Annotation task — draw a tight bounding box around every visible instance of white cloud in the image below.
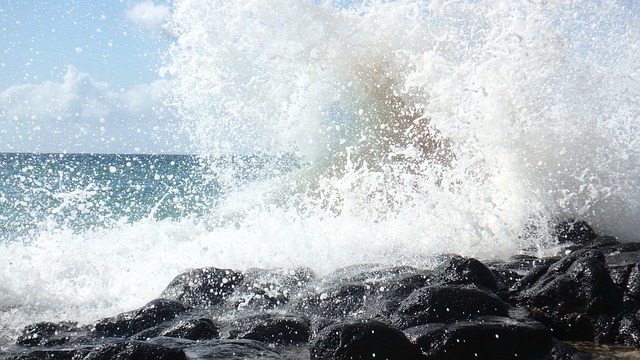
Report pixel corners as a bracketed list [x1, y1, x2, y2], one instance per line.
[125, 1, 171, 35]
[0, 66, 191, 154]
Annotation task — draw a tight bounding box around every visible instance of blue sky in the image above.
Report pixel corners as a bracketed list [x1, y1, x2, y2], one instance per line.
[0, 0, 186, 154]
[0, 0, 366, 154]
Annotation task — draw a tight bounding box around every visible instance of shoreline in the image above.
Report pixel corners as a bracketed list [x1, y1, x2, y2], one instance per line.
[3, 220, 640, 359]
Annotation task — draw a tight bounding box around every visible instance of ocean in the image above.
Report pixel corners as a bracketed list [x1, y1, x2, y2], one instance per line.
[2, 0, 640, 348]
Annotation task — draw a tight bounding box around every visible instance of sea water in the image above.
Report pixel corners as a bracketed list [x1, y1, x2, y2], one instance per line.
[2, 0, 640, 346]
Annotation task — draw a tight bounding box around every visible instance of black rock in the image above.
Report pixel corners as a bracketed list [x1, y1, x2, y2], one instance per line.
[434, 256, 498, 290]
[547, 249, 606, 275]
[84, 340, 186, 360]
[616, 311, 640, 346]
[295, 283, 368, 318]
[518, 251, 622, 341]
[93, 298, 189, 337]
[16, 322, 78, 347]
[556, 219, 598, 245]
[404, 316, 553, 360]
[625, 264, 640, 299]
[4, 347, 90, 360]
[310, 266, 434, 321]
[228, 267, 314, 310]
[589, 236, 620, 248]
[490, 267, 524, 294]
[160, 318, 220, 341]
[500, 255, 562, 294]
[606, 250, 640, 268]
[513, 264, 551, 293]
[229, 314, 311, 345]
[547, 339, 594, 360]
[392, 285, 509, 328]
[600, 242, 640, 257]
[132, 316, 219, 342]
[362, 271, 432, 318]
[326, 264, 419, 284]
[310, 320, 425, 360]
[160, 267, 244, 308]
[591, 314, 620, 344]
[179, 339, 287, 359]
[607, 264, 632, 290]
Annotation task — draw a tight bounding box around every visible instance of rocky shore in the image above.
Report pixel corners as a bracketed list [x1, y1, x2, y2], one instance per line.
[4, 220, 640, 359]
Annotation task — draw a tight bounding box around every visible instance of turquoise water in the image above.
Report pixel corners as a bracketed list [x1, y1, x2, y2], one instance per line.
[0, 153, 211, 241]
[0, 153, 299, 242]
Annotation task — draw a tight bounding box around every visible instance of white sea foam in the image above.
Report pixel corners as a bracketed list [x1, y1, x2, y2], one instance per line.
[165, 0, 640, 241]
[2, 0, 640, 345]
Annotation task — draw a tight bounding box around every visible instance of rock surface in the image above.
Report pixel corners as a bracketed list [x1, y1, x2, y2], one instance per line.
[4, 220, 640, 359]
[404, 316, 552, 359]
[310, 320, 425, 359]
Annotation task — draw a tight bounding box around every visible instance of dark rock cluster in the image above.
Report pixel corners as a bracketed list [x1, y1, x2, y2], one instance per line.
[3, 219, 640, 359]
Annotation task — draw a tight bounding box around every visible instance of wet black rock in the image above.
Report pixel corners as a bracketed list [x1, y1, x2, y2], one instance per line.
[616, 311, 640, 347]
[163, 318, 219, 341]
[132, 317, 222, 341]
[84, 340, 186, 360]
[312, 264, 431, 319]
[5, 347, 91, 360]
[404, 316, 553, 360]
[362, 271, 432, 318]
[310, 320, 425, 360]
[228, 314, 311, 345]
[392, 285, 510, 328]
[93, 298, 189, 337]
[161, 267, 244, 308]
[433, 255, 498, 290]
[513, 265, 553, 293]
[518, 250, 622, 340]
[295, 282, 368, 318]
[16, 321, 79, 347]
[228, 267, 314, 310]
[547, 339, 594, 360]
[486, 256, 560, 300]
[178, 338, 287, 359]
[556, 219, 598, 245]
[600, 242, 640, 257]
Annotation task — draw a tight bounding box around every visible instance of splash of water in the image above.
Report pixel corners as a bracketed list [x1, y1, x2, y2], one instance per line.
[165, 0, 640, 245]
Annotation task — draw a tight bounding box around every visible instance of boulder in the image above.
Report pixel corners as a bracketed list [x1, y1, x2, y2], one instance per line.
[132, 317, 220, 341]
[16, 321, 78, 347]
[518, 251, 622, 341]
[310, 320, 425, 360]
[93, 299, 188, 337]
[181, 339, 286, 359]
[547, 339, 594, 360]
[295, 283, 368, 318]
[6, 348, 90, 360]
[229, 314, 311, 345]
[228, 267, 313, 310]
[161, 267, 244, 308]
[392, 285, 509, 328]
[84, 340, 186, 360]
[555, 219, 598, 245]
[364, 271, 432, 318]
[404, 316, 553, 360]
[433, 256, 498, 290]
[616, 311, 640, 347]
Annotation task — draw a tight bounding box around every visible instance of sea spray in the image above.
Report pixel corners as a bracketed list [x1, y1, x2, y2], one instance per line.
[165, 0, 640, 244]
